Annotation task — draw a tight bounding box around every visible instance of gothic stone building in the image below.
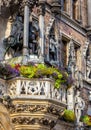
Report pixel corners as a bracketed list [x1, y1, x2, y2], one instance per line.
[0, 0, 91, 130]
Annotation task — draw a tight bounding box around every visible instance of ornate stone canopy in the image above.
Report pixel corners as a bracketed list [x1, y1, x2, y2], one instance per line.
[0, 0, 20, 17]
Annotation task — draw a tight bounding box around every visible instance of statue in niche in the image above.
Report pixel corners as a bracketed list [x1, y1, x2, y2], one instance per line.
[49, 34, 57, 61]
[74, 68, 83, 89]
[68, 40, 76, 74]
[3, 15, 23, 57]
[74, 91, 85, 124]
[28, 21, 39, 55]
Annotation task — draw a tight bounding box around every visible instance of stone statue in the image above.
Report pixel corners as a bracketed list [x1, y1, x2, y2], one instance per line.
[49, 35, 57, 61]
[74, 68, 83, 89]
[68, 39, 76, 75]
[3, 15, 23, 56]
[29, 21, 39, 55]
[74, 91, 85, 124]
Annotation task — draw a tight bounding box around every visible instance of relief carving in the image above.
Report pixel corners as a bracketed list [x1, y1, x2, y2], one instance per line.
[12, 116, 56, 128]
[8, 81, 17, 96]
[0, 82, 6, 96]
[8, 103, 65, 118]
[9, 104, 48, 114]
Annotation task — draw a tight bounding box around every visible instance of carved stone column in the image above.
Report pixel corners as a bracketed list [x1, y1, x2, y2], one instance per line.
[22, 0, 31, 56]
[38, 0, 46, 62]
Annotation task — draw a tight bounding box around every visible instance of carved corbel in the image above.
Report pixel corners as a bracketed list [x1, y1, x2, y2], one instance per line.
[0, 95, 14, 110]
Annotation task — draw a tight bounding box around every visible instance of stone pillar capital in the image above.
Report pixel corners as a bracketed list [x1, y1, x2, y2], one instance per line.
[38, 0, 46, 16]
[22, 0, 33, 8]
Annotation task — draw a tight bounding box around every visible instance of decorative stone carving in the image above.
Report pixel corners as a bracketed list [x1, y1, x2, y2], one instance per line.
[51, 0, 61, 15]
[82, 41, 91, 79]
[74, 91, 85, 124]
[29, 20, 40, 55]
[20, 0, 38, 14]
[47, 105, 64, 116]
[46, 17, 55, 36]
[22, 0, 38, 8]
[49, 34, 58, 61]
[12, 116, 56, 128]
[38, 0, 46, 16]
[9, 104, 47, 113]
[74, 69, 83, 89]
[45, 17, 60, 64]
[0, 0, 19, 8]
[0, 82, 6, 96]
[12, 117, 36, 125]
[8, 103, 65, 116]
[8, 81, 17, 96]
[7, 78, 67, 103]
[3, 15, 23, 57]
[20, 80, 47, 95]
[1, 95, 14, 109]
[86, 56, 91, 79]
[68, 39, 76, 74]
[83, 41, 89, 57]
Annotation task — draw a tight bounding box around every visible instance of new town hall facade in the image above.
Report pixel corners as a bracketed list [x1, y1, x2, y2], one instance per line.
[0, 0, 91, 130]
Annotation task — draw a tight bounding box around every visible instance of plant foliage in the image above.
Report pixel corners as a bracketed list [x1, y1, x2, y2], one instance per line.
[0, 63, 74, 89]
[81, 115, 91, 126]
[62, 109, 76, 122]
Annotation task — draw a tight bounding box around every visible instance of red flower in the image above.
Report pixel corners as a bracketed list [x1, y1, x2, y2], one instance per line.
[15, 64, 21, 71]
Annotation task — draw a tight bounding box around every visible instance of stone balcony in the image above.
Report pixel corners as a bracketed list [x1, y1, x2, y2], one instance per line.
[6, 77, 67, 103]
[0, 77, 68, 130]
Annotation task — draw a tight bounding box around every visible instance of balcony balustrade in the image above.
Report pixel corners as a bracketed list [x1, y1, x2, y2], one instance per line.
[0, 77, 67, 104]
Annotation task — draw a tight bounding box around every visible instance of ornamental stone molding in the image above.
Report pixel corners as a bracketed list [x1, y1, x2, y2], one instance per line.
[8, 103, 64, 116]
[38, 0, 46, 16]
[0, 79, 6, 96]
[12, 117, 56, 128]
[46, 17, 55, 36]
[0, 96, 66, 129]
[20, 0, 39, 12]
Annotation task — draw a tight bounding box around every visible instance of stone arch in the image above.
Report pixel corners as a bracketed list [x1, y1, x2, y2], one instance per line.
[0, 103, 14, 130]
